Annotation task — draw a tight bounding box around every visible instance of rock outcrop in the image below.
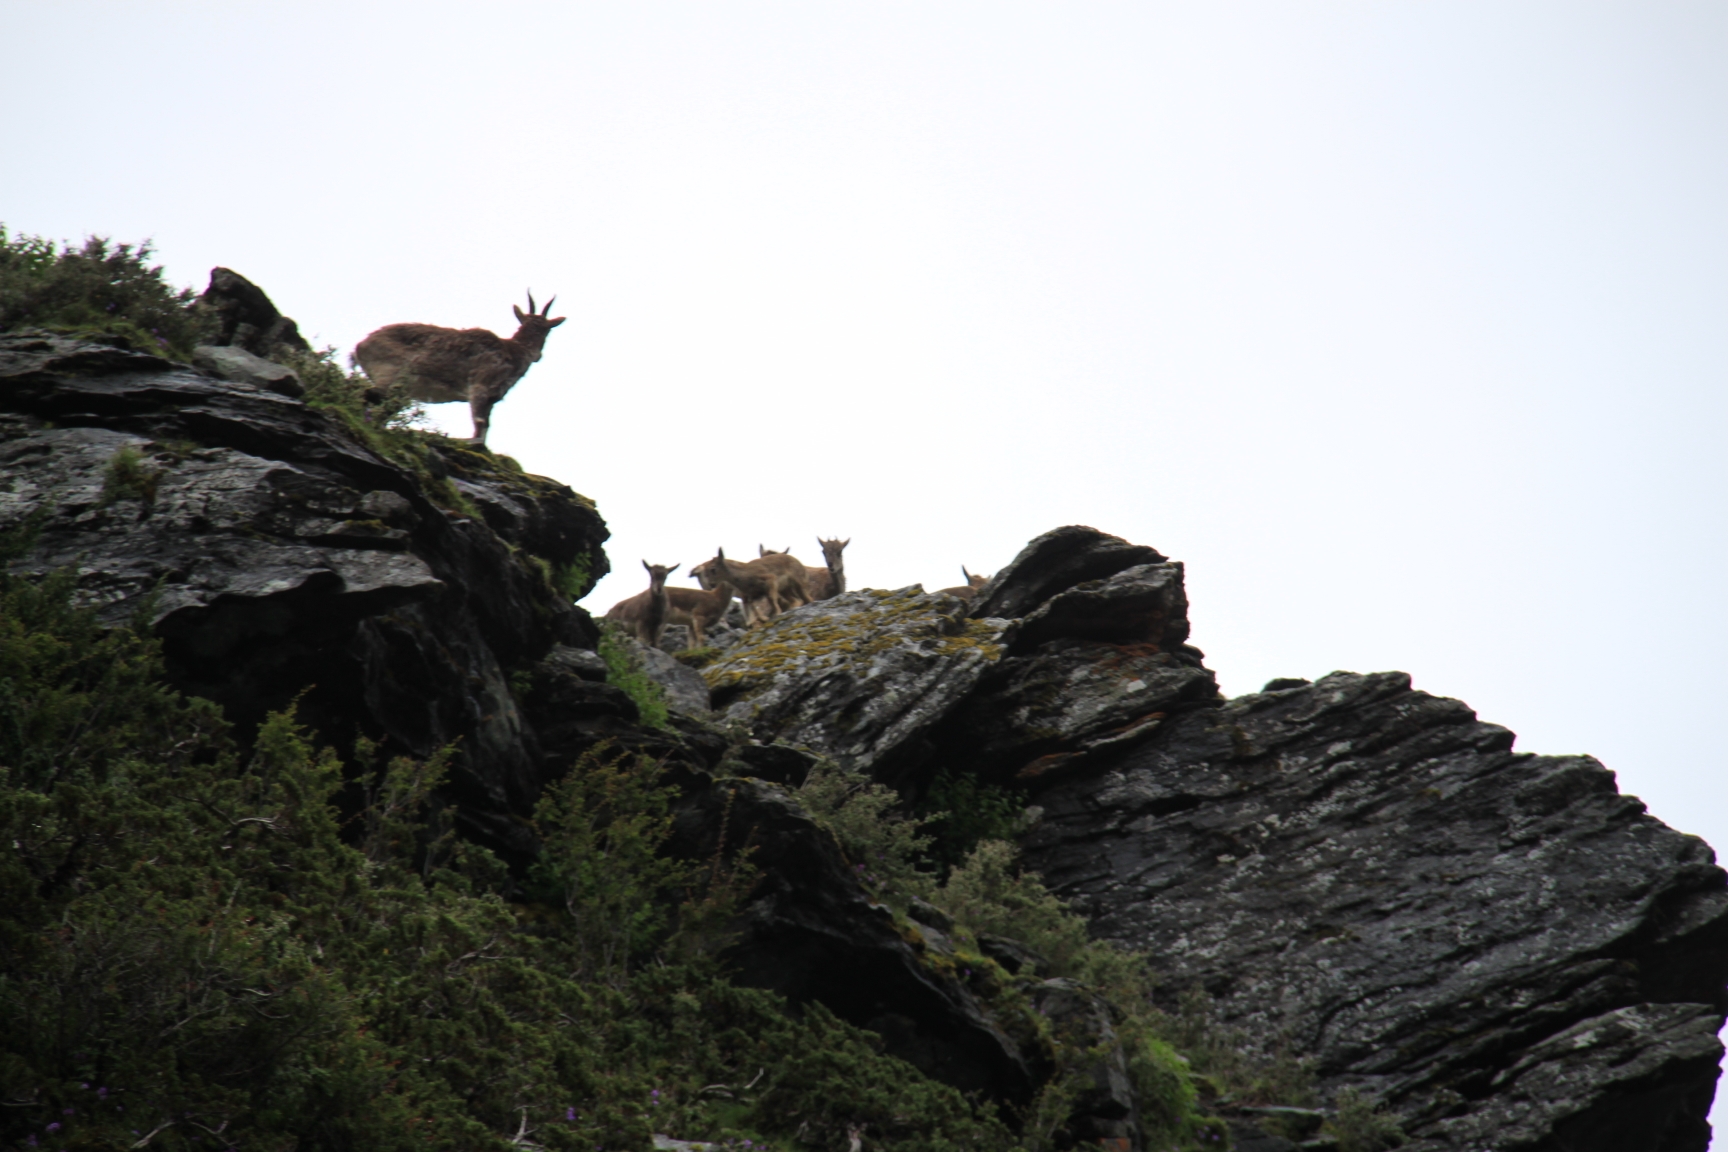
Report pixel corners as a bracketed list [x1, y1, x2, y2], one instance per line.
[703, 524, 1727, 1149]
[0, 331, 607, 861]
[193, 266, 310, 358]
[1020, 670, 1728, 1149]
[6, 331, 1721, 1148]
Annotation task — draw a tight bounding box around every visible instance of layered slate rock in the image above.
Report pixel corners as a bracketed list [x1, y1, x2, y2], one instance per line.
[968, 524, 1166, 622]
[668, 771, 1044, 1103]
[702, 587, 1014, 785]
[1020, 670, 1728, 1149]
[0, 331, 609, 860]
[930, 536, 1219, 787]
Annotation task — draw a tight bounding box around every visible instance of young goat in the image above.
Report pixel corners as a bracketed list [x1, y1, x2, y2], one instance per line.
[605, 561, 678, 647]
[664, 581, 734, 648]
[937, 566, 990, 602]
[353, 291, 566, 446]
[695, 549, 809, 627]
[759, 540, 849, 601]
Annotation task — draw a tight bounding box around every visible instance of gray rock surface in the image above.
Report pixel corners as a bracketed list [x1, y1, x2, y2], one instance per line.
[1019, 670, 1728, 1148]
[702, 587, 1015, 784]
[969, 524, 1165, 621]
[614, 632, 712, 715]
[193, 266, 310, 357]
[666, 771, 1043, 1103]
[192, 343, 305, 396]
[0, 331, 609, 862]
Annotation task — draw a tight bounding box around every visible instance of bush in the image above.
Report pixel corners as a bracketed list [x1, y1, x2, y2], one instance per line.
[0, 226, 206, 358]
[598, 619, 670, 729]
[916, 766, 1030, 873]
[1, 564, 1032, 1151]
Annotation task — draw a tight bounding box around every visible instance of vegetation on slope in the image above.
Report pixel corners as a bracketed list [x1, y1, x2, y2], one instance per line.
[0, 227, 206, 359]
[0, 524, 1019, 1152]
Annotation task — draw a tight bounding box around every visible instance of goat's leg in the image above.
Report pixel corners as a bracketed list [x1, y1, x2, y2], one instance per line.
[468, 388, 493, 446]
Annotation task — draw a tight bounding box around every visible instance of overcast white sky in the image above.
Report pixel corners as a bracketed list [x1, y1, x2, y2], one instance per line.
[4, 0, 1724, 1119]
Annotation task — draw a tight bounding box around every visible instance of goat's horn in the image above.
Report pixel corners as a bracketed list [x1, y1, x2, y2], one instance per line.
[526, 290, 537, 314]
[541, 295, 557, 316]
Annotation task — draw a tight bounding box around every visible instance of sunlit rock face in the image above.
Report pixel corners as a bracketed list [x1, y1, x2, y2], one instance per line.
[1020, 672, 1728, 1150]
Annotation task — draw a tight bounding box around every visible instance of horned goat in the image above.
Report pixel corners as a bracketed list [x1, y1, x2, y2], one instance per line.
[353, 291, 565, 447]
[759, 539, 849, 601]
[937, 566, 990, 602]
[605, 560, 678, 647]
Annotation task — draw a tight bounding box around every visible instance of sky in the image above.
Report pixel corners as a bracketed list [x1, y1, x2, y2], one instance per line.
[4, 0, 1725, 1122]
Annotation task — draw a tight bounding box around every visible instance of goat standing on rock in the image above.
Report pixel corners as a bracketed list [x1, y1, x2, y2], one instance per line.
[605, 561, 679, 647]
[354, 292, 565, 447]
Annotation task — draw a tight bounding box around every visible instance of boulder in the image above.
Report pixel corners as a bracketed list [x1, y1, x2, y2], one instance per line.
[192, 343, 304, 397]
[613, 632, 713, 716]
[1019, 669, 1728, 1147]
[969, 524, 1165, 621]
[194, 266, 310, 357]
[701, 588, 1015, 785]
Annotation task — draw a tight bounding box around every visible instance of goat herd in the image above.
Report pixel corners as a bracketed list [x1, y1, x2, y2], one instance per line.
[604, 539, 991, 650]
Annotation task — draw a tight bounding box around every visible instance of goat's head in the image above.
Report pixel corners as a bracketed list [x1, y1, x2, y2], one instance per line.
[642, 560, 679, 589]
[818, 537, 850, 568]
[510, 290, 566, 356]
[962, 566, 990, 589]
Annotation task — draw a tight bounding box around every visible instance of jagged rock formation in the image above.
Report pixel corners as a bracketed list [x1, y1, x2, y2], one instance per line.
[0, 331, 607, 860]
[706, 525, 1727, 1149]
[5, 332, 1722, 1148]
[1022, 671, 1728, 1149]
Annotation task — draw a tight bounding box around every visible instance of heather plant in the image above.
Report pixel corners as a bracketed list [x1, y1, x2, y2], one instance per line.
[0, 226, 206, 357]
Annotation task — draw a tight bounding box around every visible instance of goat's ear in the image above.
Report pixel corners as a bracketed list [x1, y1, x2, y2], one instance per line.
[642, 559, 652, 573]
[513, 304, 527, 322]
[842, 538, 851, 548]
[548, 317, 566, 327]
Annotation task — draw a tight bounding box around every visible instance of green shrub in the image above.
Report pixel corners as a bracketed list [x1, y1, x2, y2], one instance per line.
[99, 444, 163, 506]
[0, 561, 1038, 1152]
[916, 766, 1030, 873]
[0, 225, 206, 358]
[598, 619, 670, 729]
[1327, 1087, 1406, 1152]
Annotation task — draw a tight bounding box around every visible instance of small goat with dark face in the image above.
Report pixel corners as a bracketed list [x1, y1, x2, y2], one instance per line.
[354, 292, 566, 446]
[605, 561, 679, 647]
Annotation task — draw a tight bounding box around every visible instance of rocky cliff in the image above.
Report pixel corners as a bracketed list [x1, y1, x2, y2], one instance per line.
[3, 333, 1723, 1151]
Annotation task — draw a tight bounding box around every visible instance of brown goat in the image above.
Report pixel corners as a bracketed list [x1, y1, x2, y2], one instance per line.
[353, 291, 566, 446]
[761, 539, 849, 601]
[695, 549, 809, 627]
[604, 560, 678, 647]
[664, 583, 734, 647]
[936, 565, 990, 602]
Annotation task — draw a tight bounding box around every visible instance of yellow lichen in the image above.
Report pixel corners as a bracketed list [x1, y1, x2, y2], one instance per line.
[701, 589, 1010, 702]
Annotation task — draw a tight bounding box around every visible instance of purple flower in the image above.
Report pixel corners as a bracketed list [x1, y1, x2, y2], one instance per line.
[46, 1123, 61, 1133]
[27, 1136, 38, 1147]
[63, 1109, 73, 1116]
[566, 1108, 576, 1121]
[97, 1088, 108, 1099]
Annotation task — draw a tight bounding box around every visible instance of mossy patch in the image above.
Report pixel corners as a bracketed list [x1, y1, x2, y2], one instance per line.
[702, 589, 1009, 703]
